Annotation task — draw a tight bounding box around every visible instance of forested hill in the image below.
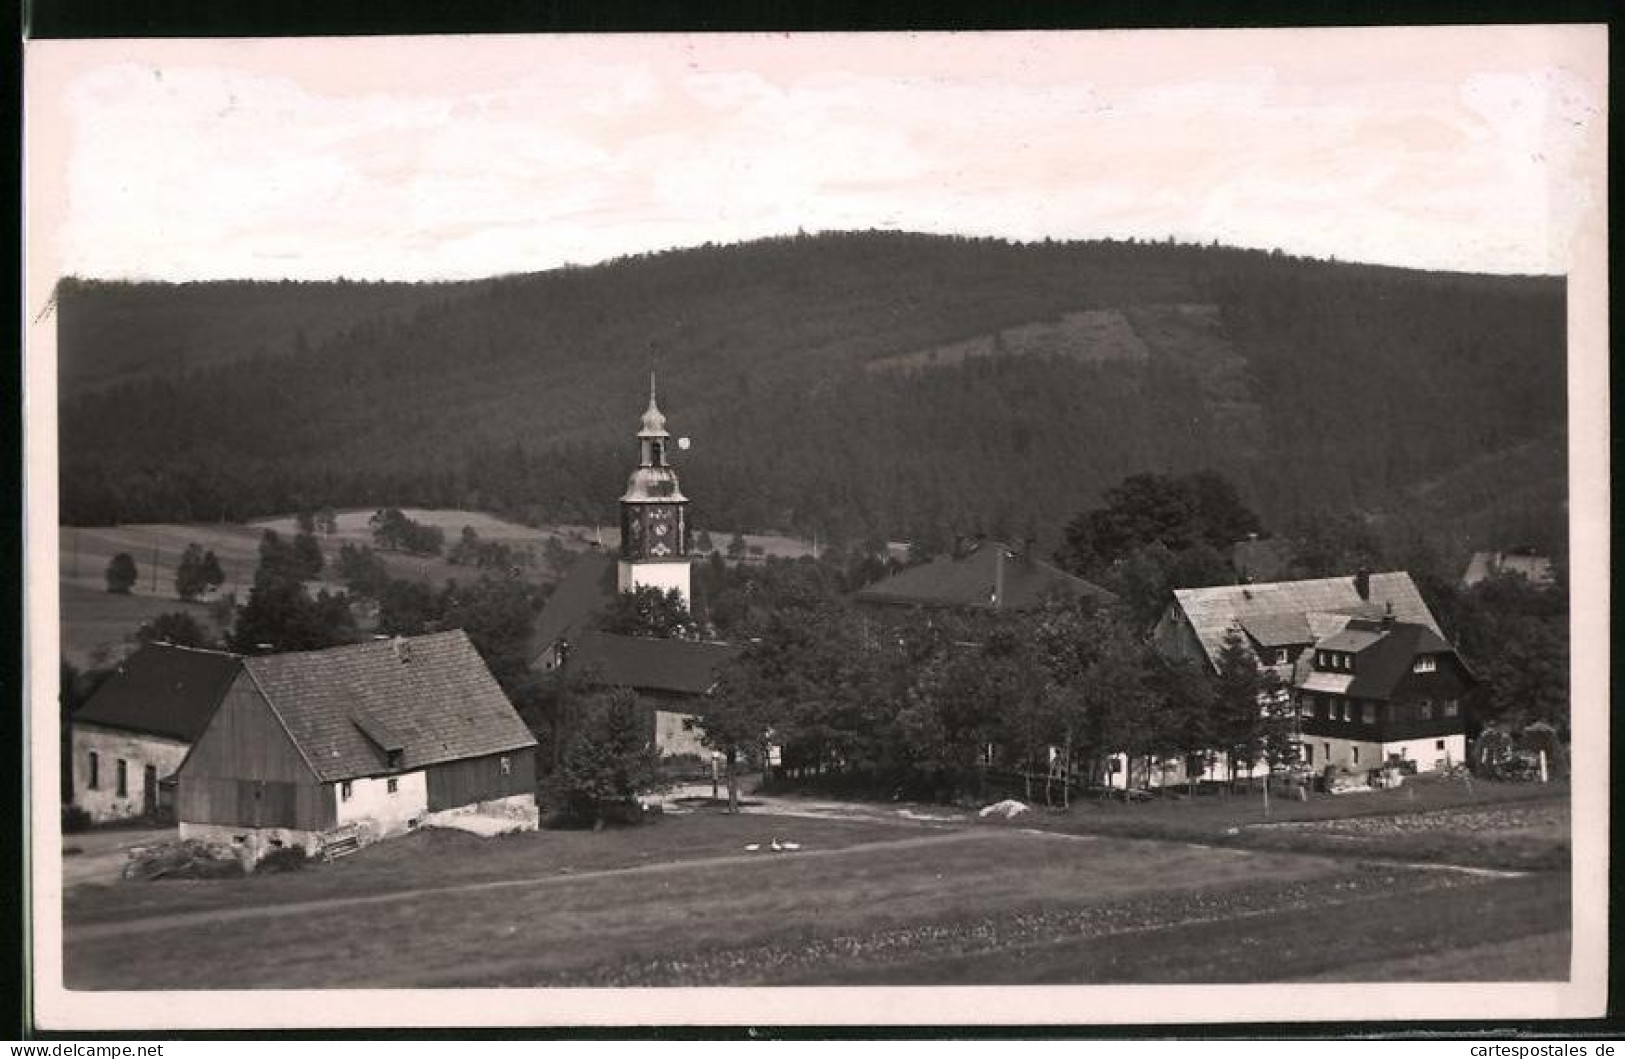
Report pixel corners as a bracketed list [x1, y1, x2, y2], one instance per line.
[57, 232, 1567, 556]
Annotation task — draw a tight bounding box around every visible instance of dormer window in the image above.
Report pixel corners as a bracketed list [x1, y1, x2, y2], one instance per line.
[1413, 655, 1437, 673]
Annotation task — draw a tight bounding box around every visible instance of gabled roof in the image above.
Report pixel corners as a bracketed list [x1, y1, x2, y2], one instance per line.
[73, 643, 242, 743]
[1171, 571, 1443, 669]
[244, 630, 535, 783]
[1338, 621, 1460, 700]
[529, 547, 617, 662]
[854, 542, 1116, 611]
[1238, 611, 1313, 648]
[569, 631, 740, 696]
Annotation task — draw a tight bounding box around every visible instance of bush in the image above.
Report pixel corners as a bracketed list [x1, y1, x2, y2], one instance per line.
[62, 804, 92, 834]
[254, 846, 310, 874]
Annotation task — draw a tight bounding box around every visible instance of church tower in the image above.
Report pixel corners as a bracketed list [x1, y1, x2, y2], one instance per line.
[617, 374, 691, 607]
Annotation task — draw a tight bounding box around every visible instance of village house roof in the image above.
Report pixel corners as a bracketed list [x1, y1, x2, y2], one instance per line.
[73, 642, 242, 743]
[528, 547, 617, 663]
[568, 631, 740, 696]
[854, 542, 1116, 612]
[244, 630, 535, 783]
[1462, 550, 1554, 588]
[1306, 620, 1459, 701]
[1171, 571, 1442, 669]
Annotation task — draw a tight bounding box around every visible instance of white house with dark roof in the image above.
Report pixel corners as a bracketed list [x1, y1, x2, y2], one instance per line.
[175, 630, 538, 861]
[1153, 570, 1470, 774]
[70, 642, 242, 822]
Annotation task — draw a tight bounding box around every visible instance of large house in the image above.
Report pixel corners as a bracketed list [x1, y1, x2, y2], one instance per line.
[1154, 569, 1472, 773]
[176, 630, 538, 861]
[70, 642, 241, 822]
[854, 540, 1116, 613]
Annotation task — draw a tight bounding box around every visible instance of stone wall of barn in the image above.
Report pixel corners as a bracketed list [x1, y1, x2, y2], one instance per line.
[70, 723, 187, 822]
[335, 770, 429, 838]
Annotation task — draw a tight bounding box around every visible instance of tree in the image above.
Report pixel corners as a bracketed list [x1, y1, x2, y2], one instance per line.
[695, 529, 715, 553]
[292, 531, 325, 579]
[726, 532, 748, 559]
[377, 578, 440, 637]
[200, 549, 225, 593]
[174, 543, 210, 601]
[542, 536, 573, 578]
[598, 586, 697, 640]
[439, 576, 542, 694]
[689, 662, 770, 812]
[135, 611, 216, 648]
[104, 553, 138, 594]
[335, 542, 390, 599]
[230, 568, 358, 653]
[315, 507, 339, 535]
[546, 688, 667, 828]
[1057, 471, 1263, 574]
[1211, 625, 1288, 784]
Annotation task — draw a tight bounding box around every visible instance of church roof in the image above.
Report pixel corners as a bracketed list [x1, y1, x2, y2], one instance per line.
[854, 542, 1117, 611]
[638, 375, 670, 439]
[528, 547, 618, 663]
[569, 632, 740, 695]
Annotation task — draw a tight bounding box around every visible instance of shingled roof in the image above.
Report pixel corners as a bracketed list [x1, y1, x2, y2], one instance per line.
[529, 547, 617, 663]
[854, 542, 1116, 611]
[1171, 571, 1442, 669]
[568, 631, 740, 696]
[245, 630, 536, 783]
[73, 642, 241, 743]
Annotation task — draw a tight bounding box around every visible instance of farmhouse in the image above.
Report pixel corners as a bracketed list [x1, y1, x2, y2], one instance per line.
[567, 631, 740, 758]
[176, 630, 538, 861]
[70, 642, 241, 823]
[853, 539, 1115, 612]
[1153, 569, 1472, 772]
[1461, 549, 1555, 588]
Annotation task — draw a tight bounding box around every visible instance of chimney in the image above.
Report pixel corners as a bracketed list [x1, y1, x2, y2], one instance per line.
[1354, 567, 1371, 601]
[392, 636, 412, 664]
[1381, 600, 1395, 631]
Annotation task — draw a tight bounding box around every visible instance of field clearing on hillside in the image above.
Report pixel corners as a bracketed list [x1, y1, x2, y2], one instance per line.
[63, 808, 1567, 990]
[58, 582, 226, 667]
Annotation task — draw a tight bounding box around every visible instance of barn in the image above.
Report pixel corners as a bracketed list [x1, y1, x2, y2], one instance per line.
[176, 630, 538, 861]
[70, 642, 241, 823]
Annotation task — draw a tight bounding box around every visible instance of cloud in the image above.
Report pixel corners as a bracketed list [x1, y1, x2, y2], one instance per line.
[35, 29, 1606, 281]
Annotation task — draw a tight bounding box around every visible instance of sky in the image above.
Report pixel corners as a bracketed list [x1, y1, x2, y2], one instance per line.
[25, 26, 1608, 283]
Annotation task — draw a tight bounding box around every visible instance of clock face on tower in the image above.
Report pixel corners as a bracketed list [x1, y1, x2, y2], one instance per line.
[648, 507, 673, 558]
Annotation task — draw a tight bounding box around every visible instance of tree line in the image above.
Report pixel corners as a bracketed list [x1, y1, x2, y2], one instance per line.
[58, 232, 1566, 561]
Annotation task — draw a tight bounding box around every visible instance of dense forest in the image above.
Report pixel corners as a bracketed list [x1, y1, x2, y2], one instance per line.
[57, 232, 1567, 559]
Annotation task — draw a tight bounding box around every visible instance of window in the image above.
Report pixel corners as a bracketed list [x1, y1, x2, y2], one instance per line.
[1444, 700, 1459, 717]
[116, 759, 128, 798]
[499, 755, 512, 776]
[1361, 702, 1376, 724]
[386, 778, 399, 795]
[87, 751, 100, 790]
[1418, 700, 1434, 720]
[340, 781, 353, 802]
[1352, 747, 1360, 765]
[1413, 655, 1437, 673]
[1436, 740, 1446, 751]
[1273, 648, 1290, 666]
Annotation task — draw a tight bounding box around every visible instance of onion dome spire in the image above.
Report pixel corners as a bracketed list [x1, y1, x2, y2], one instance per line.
[638, 371, 669, 439]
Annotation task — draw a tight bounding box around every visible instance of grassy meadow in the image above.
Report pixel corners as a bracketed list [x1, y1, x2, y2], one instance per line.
[63, 789, 1571, 990]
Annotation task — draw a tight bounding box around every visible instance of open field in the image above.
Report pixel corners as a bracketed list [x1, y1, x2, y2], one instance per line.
[58, 509, 825, 666]
[64, 796, 1569, 990]
[992, 776, 1571, 871]
[58, 582, 227, 668]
